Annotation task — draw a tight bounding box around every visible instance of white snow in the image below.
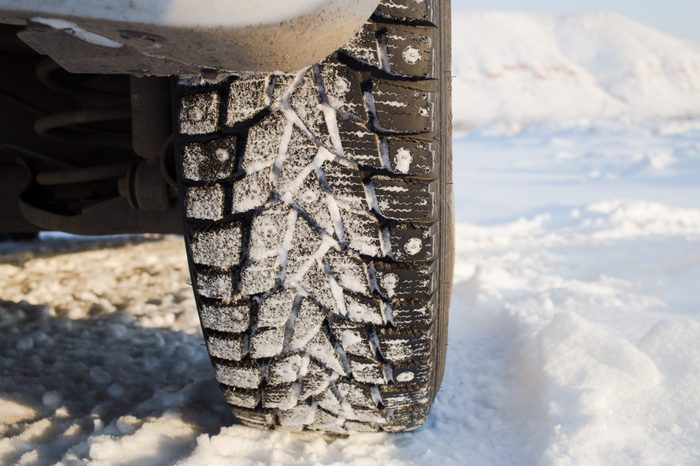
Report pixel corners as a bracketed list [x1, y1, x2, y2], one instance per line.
[1, 10, 700, 466]
[393, 147, 413, 174]
[452, 11, 700, 129]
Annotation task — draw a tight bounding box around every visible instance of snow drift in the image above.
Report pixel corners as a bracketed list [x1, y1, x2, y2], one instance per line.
[452, 11, 700, 129]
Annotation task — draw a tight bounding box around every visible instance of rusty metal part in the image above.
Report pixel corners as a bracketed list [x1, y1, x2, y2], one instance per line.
[0, 0, 379, 75]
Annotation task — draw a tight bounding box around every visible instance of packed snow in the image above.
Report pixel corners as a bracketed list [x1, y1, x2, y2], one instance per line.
[2, 10, 700, 466]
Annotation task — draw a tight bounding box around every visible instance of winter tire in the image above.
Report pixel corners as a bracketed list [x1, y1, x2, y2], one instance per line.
[174, 0, 452, 432]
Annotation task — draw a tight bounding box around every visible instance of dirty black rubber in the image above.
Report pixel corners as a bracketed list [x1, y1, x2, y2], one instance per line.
[174, 0, 452, 433]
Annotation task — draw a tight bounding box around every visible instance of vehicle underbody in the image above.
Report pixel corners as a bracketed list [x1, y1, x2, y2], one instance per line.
[0, 0, 379, 236]
[0, 25, 180, 235]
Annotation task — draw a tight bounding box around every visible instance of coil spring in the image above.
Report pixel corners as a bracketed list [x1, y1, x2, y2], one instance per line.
[33, 58, 132, 149]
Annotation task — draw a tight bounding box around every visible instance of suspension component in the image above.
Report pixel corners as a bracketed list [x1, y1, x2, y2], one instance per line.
[35, 161, 131, 186]
[119, 161, 173, 212]
[130, 76, 172, 161]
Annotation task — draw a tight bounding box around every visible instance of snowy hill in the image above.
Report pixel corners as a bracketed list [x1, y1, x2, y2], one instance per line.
[452, 12, 700, 129]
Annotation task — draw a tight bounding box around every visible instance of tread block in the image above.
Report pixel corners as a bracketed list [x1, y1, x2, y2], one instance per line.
[179, 90, 220, 135]
[330, 320, 374, 359]
[249, 205, 289, 261]
[322, 161, 368, 212]
[289, 70, 327, 144]
[377, 328, 431, 363]
[278, 127, 318, 194]
[289, 298, 325, 350]
[195, 269, 233, 300]
[226, 77, 268, 126]
[277, 403, 317, 427]
[269, 73, 296, 104]
[222, 386, 260, 409]
[200, 302, 250, 333]
[392, 362, 430, 385]
[375, 0, 434, 23]
[242, 112, 287, 172]
[319, 61, 368, 120]
[300, 360, 332, 399]
[231, 166, 274, 213]
[182, 137, 237, 182]
[306, 330, 346, 375]
[293, 170, 334, 235]
[338, 207, 382, 257]
[257, 288, 297, 328]
[384, 25, 433, 78]
[386, 137, 434, 175]
[239, 257, 278, 296]
[207, 334, 247, 361]
[316, 388, 343, 415]
[390, 297, 435, 328]
[374, 263, 435, 300]
[285, 217, 324, 279]
[371, 81, 431, 133]
[309, 409, 345, 431]
[251, 326, 285, 358]
[185, 185, 225, 221]
[345, 293, 385, 325]
[231, 407, 275, 427]
[267, 354, 304, 385]
[326, 250, 372, 296]
[380, 383, 431, 411]
[336, 118, 383, 169]
[344, 420, 379, 432]
[341, 23, 380, 68]
[190, 224, 243, 269]
[336, 381, 376, 409]
[382, 414, 427, 432]
[372, 177, 435, 221]
[299, 260, 338, 311]
[262, 383, 299, 409]
[349, 407, 385, 424]
[389, 223, 436, 261]
[349, 359, 385, 384]
[214, 361, 262, 389]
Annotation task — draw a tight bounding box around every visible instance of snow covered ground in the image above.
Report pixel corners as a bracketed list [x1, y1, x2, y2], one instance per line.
[452, 11, 700, 129]
[2, 10, 700, 466]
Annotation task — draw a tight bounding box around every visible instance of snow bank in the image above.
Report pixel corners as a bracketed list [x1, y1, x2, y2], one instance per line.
[452, 12, 700, 129]
[1, 196, 699, 464]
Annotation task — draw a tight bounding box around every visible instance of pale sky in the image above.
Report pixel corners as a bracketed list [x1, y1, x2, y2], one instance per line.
[452, 0, 700, 44]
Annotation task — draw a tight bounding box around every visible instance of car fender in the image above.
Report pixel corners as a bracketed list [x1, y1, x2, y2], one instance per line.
[0, 0, 380, 74]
